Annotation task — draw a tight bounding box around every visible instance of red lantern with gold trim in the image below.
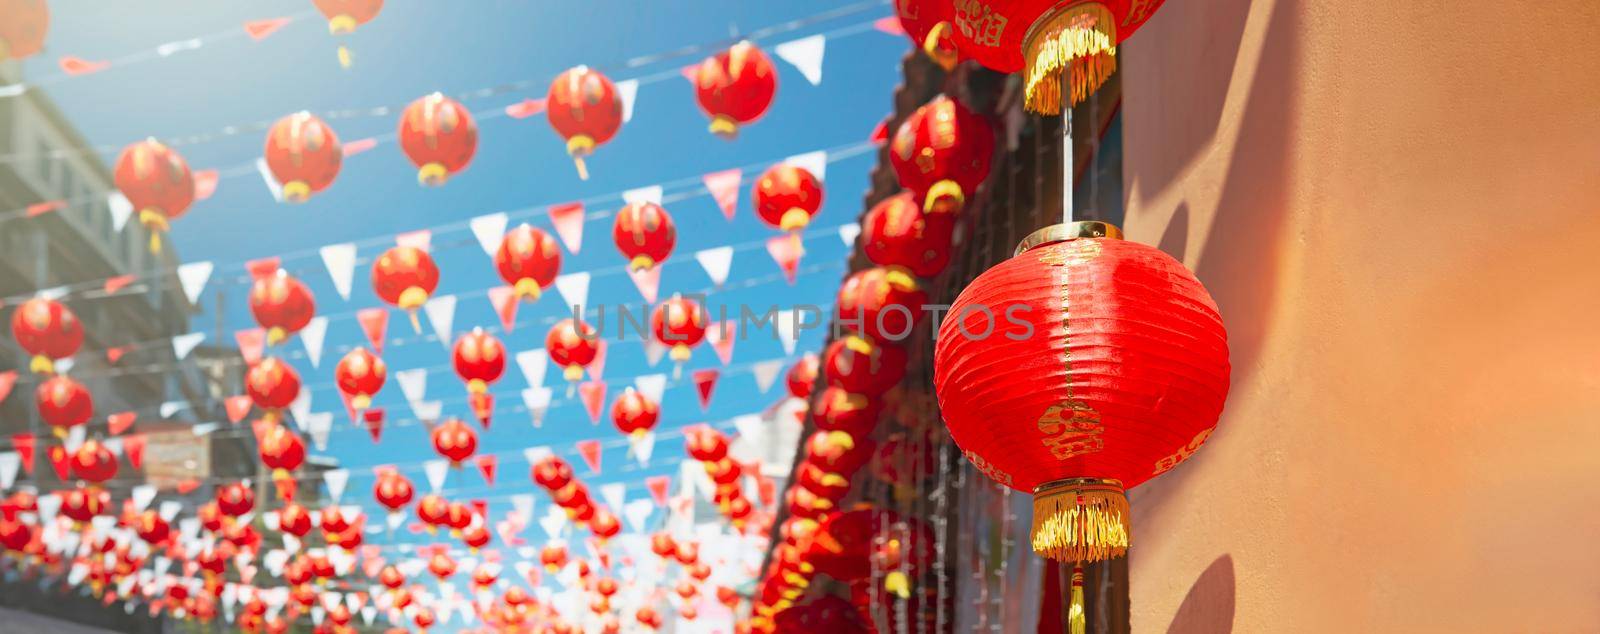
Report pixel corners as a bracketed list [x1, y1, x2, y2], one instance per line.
[249, 270, 316, 345]
[933, 221, 1230, 566]
[531, 455, 573, 491]
[246, 357, 301, 415]
[684, 426, 729, 463]
[753, 164, 824, 232]
[786, 353, 819, 400]
[431, 418, 477, 465]
[373, 472, 414, 513]
[114, 139, 195, 254]
[371, 245, 440, 330]
[216, 482, 254, 518]
[60, 487, 107, 524]
[278, 502, 312, 537]
[694, 41, 778, 139]
[495, 224, 562, 302]
[264, 112, 342, 203]
[836, 267, 928, 344]
[335, 347, 385, 410]
[589, 507, 620, 542]
[610, 387, 659, 439]
[415, 493, 449, 531]
[613, 201, 676, 272]
[11, 298, 83, 374]
[863, 191, 958, 277]
[462, 523, 491, 552]
[889, 96, 994, 214]
[547, 66, 623, 180]
[428, 552, 457, 581]
[0, 0, 48, 60]
[546, 319, 599, 383]
[805, 429, 875, 482]
[453, 328, 505, 427]
[69, 439, 118, 484]
[36, 375, 91, 437]
[259, 425, 305, 499]
[894, 0, 961, 70]
[399, 92, 477, 186]
[822, 334, 908, 397]
[651, 295, 707, 363]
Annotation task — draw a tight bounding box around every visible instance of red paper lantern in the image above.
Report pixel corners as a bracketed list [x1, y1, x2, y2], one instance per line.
[59, 487, 108, 523]
[319, 505, 350, 534]
[651, 295, 707, 363]
[797, 461, 852, 502]
[371, 245, 440, 328]
[278, 502, 312, 537]
[933, 222, 1230, 563]
[35, 375, 91, 435]
[0, 521, 31, 552]
[610, 387, 659, 439]
[431, 418, 477, 465]
[805, 430, 874, 480]
[444, 502, 473, 533]
[335, 347, 386, 410]
[312, 0, 383, 33]
[69, 439, 118, 484]
[950, 0, 1163, 112]
[752, 164, 824, 232]
[836, 267, 928, 344]
[894, 0, 961, 69]
[822, 334, 908, 397]
[114, 139, 196, 254]
[531, 455, 574, 491]
[589, 508, 620, 541]
[546, 319, 599, 382]
[786, 353, 819, 400]
[413, 608, 436, 630]
[496, 224, 562, 302]
[889, 95, 994, 214]
[541, 543, 568, 573]
[246, 357, 301, 414]
[637, 606, 664, 630]
[453, 328, 506, 394]
[693, 40, 778, 138]
[398, 92, 476, 186]
[373, 472, 414, 512]
[547, 66, 623, 180]
[379, 565, 405, 589]
[11, 297, 83, 374]
[428, 552, 457, 580]
[0, 0, 48, 60]
[613, 201, 676, 271]
[133, 510, 170, 545]
[249, 270, 316, 345]
[863, 191, 958, 277]
[259, 423, 306, 479]
[415, 494, 449, 529]
[462, 523, 491, 551]
[216, 482, 254, 518]
[684, 426, 729, 462]
[264, 112, 342, 203]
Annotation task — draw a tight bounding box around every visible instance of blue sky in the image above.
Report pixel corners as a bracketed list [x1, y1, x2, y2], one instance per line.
[20, 0, 908, 612]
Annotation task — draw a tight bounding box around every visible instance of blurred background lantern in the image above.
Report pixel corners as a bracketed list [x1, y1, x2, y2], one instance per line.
[785, 353, 818, 400]
[68, 439, 117, 484]
[431, 418, 477, 465]
[862, 190, 958, 278]
[694, 41, 778, 139]
[398, 92, 477, 186]
[0, 0, 49, 60]
[651, 295, 707, 364]
[36, 375, 91, 438]
[114, 139, 195, 254]
[335, 347, 385, 410]
[11, 297, 83, 374]
[547, 65, 622, 180]
[496, 224, 562, 302]
[893, 0, 960, 70]
[453, 328, 506, 426]
[546, 319, 599, 383]
[248, 269, 316, 345]
[889, 95, 994, 214]
[822, 334, 908, 397]
[246, 357, 301, 418]
[613, 201, 677, 271]
[836, 266, 928, 344]
[753, 164, 823, 232]
[371, 245, 440, 331]
[610, 387, 659, 439]
[263, 112, 342, 203]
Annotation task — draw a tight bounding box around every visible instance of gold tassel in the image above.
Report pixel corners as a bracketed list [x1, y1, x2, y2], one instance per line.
[1069, 564, 1087, 634]
[1022, 3, 1118, 114]
[1030, 477, 1130, 562]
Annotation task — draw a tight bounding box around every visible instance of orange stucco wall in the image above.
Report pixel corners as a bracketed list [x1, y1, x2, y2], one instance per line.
[1117, 0, 1600, 631]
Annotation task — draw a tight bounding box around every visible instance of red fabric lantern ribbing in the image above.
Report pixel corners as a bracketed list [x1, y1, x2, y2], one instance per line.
[312, 0, 383, 33]
[36, 375, 91, 436]
[651, 295, 707, 363]
[823, 334, 908, 397]
[398, 92, 477, 186]
[547, 66, 623, 180]
[610, 387, 659, 439]
[496, 224, 562, 302]
[246, 357, 301, 414]
[933, 222, 1230, 563]
[889, 96, 994, 214]
[894, 0, 961, 70]
[371, 245, 440, 329]
[0, 0, 48, 60]
[546, 319, 599, 382]
[863, 191, 958, 278]
[11, 297, 83, 374]
[753, 164, 824, 232]
[786, 353, 819, 400]
[249, 270, 316, 345]
[836, 267, 928, 344]
[373, 472, 414, 512]
[264, 112, 342, 203]
[613, 201, 676, 272]
[431, 418, 477, 465]
[694, 40, 778, 139]
[950, 0, 1165, 112]
[113, 139, 195, 254]
[335, 347, 386, 410]
[69, 439, 118, 484]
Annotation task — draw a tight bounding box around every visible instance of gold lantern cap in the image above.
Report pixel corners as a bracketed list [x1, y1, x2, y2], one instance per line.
[1015, 221, 1123, 256]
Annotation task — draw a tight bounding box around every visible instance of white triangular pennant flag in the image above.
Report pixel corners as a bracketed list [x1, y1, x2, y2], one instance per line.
[554, 272, 590, 314]
[511, 494, 535, 525]
[631, 431, 655, 466]
[622, 185, 662, 206]
[515, 349, 549, 388]
[616, 79, 640, 123]
[774, 309, 801, 354]
[0, 453, 18, 489]
[290, 390, 313, 429]
[131, 484, 156, 511]
[361, 607, 376, 625]
[539, 506, 567, 539]
[159, 400, 187, 418]
[412, 400, 442, 423]
[191, 422, 219, 436]
[521, 388, 552, 427]
[751, 359, 784, 393]
[171, 332, 206, 360]
[469, 213, 509, 258]
[323, 469, 349, 503]
[176, 261, 213, 305]
[424, 459, 449, 493]
[306, 413, 333, 450]
[256, 158, 285, 202]
[108, 192, 134, 232]
[839, 221, 862, 247]
[319, 243, 357, 300]
[695, 247, 734, 287]
[300, 316, 328, 367]
[644, 340, 667, 367]
[423, 295, 456, 345]
[599, 483, 626, 513]
[785, 149, 828, 182]
[623, 499, 653, 533]
[64, 426, 85, 453]
[775, 34, 826, 85]
[395, 368, 428, 405]
[523, 446, 553, 467]
[158, 501, 182, 522]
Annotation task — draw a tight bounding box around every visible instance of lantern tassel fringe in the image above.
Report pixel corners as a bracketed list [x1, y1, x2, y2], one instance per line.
[1022, 3, 1118, 114]
[1030, 478, 1130, 562]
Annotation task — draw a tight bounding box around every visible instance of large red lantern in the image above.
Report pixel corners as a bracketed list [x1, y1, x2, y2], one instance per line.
[0, 0, 49, 60]
[889, 95, 994, 214]
[609, 387, 658, 439]
[69, 439, 118, 484]
[651, 295, 707, 363]
[496, 224, 562, 302]
[693, 41, 778, 139]
[836, 267, 928, 344]
[933, 222, 1230, 565]
[613, 201, 676, 272]
[589, 508, 620, 542]
[822, 335, 908, 397]
[950, 0, 1163, 112]
[546, 319, 599, 382]
[36, 375, 91, 437]
[249, 270, 316, 345]
[373, 472, 414, 512]
[753, 164, 824, 232]
[312, 0, 382, 33]
[863, 191, 958, 278]
[428, 552, 457, 581]
[371, 245, 440, 330]
[114, 139, 196, 254]
[399, 92, 477, 186]
[246, 357, 302, 415]
[431, 418, 477, 465]
[547, 66, 623, 180]
[264, 112, 342, 203]
[11, 297, 83, 374]
[894, 0, 961, 69]
[335, 347, 386, 409]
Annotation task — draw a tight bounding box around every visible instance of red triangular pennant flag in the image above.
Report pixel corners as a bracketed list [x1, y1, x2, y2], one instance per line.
[243, 17, 291, 41]
[357, 308, 389, 355]
[470, 500, 489, 519]
[702, 169, 742, 221]
[872, 16, 907, 36]
[58, 56, 110, 76]
[469, 392, 494, 429]
[627, 265, 661, 304]
[709, 321, 737, 366]
[103, 275, 136, 295]
[193, 169, 219, 200]
[245, 257, 281, 279]
[871, 116, 892, 145]
[364, 408, 385, 442]
[577, 381, 607, 425]
[47, 446, 71, 481]
[0, 371, 15, 404]
[505, 98, 547, 119]
[107, 411, 137, 435]
[548, 202, 585, 254]
[26, 200, 65, 217]
[680, 64, 700, 83]
[586, 342, 607, 381]
[474, 455, 498, 487]
[692, 369, 719, 411]
[343, 137, 378, 158]
[105, 347, 127, 364]
[645, 476, 671, 507]
[488, 286, 518, 333]
[766, 234, 804, 284]
[235, 328, 266, 366]
[175, 478, 200, 494]
[576, 440, 602, 474]
[224, 396, 253, 423]
[123, 434, 145, 469]
[251, 418, 274, 444]
[10, 434, 34, 474]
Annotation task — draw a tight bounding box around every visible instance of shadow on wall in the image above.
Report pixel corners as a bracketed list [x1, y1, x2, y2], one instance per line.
[1167, 554, 1237, 634]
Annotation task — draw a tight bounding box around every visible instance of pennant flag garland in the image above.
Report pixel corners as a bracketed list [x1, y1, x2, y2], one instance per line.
[627, 266, 661, 304]
[630, 430, 656, 467]
[839, 222, 862, 247]
[106, 346, 128, 364]
[47, 446, 71, 481]
[474, 455, 498, 487]
[871, 117, 892, 145]
[235, 328, 266, 366]
[633, 374, 667, 405]
[785, 150, 829, 182]
[505, 98, 547, 119]
[246, 257, 282, 280]
[356, 308, 389, 354]
[645, 476, 671, 508]
[600, 483, 626, 514]
[130, 485, 157, 512]
[103, 274, 136, 295]
[256, 157, 286, 201]
[305, 413, 333, 450]
[548, 202, 585, 254]
[616, 79, 640, 123]
[323, 469, 350, 504]
[586, 341, 608, 380]
[775, 34, 826, 85]
[177, 261, 213, 305]
[487, 286, 518, 332]
[775, 309, 803, 355]
[364, 408, 384, 442]
[0, 453, 17, 490]
[515, 349, 549, 389]
[872, 16, 907, 36]
[108, 411, 138, 434]
[423, 295, 456, 344]
[766, 234, 804, 284]
[692, 369, 719, 411]
[59, 56, 111, 76]
[522, 387, 552, 427]
[26, 200, 64, 217]
[751, 359, 784, 393]
[243, 17, 292, 41]
[702, 169, 742, 221]
[708, 321, 737, 366]
[320, 243, 357, 300]
[470, 213, 509, 257]
[576, 440, 602, 474]
[553, 271, 589, 315]
[424, 459, 450, 493]
[695, 246, 734, 288]
[644, 340, 667, 367]
[623, 185, 663, 207]
[577, 381, 606, 424]
[13, 434, 35, 474]
[624, 499, 654, 533]
[395, 368, 428, 405]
